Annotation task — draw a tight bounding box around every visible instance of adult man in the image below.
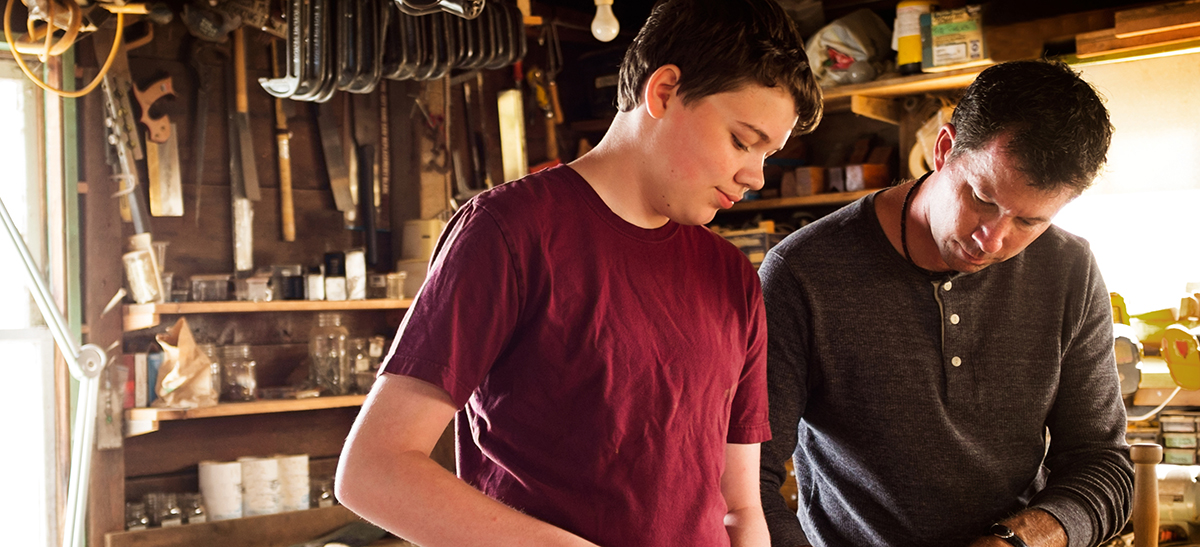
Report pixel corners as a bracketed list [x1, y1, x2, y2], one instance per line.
[336, 1, 822, 546]
[759, 60, 1132, 547]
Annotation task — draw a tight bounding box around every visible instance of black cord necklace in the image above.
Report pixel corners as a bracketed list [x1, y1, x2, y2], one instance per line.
[900, 171, 932, 270]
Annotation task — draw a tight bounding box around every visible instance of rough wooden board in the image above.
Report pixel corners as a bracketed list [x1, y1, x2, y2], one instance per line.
[1076, 25, 1200, 57]
[124, 407, 361, 477]
[104, 505, 365, 547]
[1115, 0, 1200, 38]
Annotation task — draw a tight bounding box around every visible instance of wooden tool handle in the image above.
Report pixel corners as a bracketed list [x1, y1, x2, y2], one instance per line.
[548, 80, 564, 125]
[277, 130, 295, 242]
[545, 116, 558, 162]
[1131, 443, 1162, 547]
[233, 28, 248, 114]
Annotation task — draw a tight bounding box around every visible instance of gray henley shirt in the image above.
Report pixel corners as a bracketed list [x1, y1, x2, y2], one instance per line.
[759, 193, 1133, 547]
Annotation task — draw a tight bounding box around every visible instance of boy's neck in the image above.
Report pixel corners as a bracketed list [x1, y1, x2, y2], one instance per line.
[568, 111, 670, 229]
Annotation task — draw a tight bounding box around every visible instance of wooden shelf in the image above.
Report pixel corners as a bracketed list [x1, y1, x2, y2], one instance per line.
[125, 395, 367, 436]
[123, 298, 414, 331]
[721, 190, 876, 213]
[821, 65, 990, 101]
[104, 505, 417, 547]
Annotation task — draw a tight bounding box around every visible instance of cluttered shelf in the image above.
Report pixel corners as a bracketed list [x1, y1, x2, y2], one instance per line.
[722, 190, 875, 214]
[123, 298, 415, 332]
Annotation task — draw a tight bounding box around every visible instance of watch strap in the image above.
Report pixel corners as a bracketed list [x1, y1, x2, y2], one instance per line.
[990, 523, 1030, 547]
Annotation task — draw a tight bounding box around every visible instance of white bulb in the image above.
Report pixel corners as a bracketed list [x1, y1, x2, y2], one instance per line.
[591, 1, 620, 42]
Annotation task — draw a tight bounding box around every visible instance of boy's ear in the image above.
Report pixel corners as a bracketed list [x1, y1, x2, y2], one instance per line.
[644, 65, 682, 120]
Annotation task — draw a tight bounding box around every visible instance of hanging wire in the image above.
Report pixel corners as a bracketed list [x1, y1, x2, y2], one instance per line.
[3, 0, 125, 98]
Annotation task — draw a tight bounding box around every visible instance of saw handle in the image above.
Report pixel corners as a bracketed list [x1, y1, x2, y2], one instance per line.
[132, 76, 174, 143]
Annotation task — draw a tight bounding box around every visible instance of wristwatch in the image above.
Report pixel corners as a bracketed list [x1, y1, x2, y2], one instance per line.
[990, 523, 1030, 547]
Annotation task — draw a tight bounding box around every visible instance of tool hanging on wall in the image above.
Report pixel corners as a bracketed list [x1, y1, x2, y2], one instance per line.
[541, 20, 565, 125]
[271, 39, 296, 242]
[263, 0, 526, 102]
[187, 39, 229, 227]
[526, 66, 558, 163]
[351, 92, 381, 265]
[232, 27, 261, 201]
[228, 30, 254, 273]
[460, 76, 491, 197]
[133, 75, 184, 217]
[316, 100, 357, 213]
[91, 21, 150, 233]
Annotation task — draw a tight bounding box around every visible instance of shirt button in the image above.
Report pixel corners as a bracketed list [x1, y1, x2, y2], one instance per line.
[943, 281, 953, 291]
[950, 314, 960, 325]
[951, 356, 962, 367]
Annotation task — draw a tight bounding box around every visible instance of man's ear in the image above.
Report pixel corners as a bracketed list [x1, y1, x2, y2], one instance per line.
[643, 65, 682, 120]
[933, 123, 956, 171]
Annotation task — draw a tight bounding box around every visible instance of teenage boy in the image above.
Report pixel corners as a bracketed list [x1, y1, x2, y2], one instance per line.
[335, 0, 822, 545]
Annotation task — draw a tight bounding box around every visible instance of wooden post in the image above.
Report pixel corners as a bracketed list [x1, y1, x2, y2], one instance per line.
[1131, 443, 1162, 547]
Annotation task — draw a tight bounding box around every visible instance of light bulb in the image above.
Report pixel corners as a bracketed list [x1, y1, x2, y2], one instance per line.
[591, 0, 620, 42]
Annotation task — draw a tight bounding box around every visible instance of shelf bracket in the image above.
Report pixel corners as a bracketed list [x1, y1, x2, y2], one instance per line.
[850, 95, 901, 125]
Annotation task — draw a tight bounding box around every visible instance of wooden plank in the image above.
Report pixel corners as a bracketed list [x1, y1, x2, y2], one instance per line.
[850, 95, 900, 125]
[1076, 25, 1200, 57]
[125, 407, 360, 477]
[127, 395, 366, 422]
[1133, 356, 1200, 406]
[822, 67, 985, 101]
[80, 66, 132, 547]
[124, 299, 413, 332]
[104, 505, 366, 547]
[723, 190, 876, 213]
[129, 299, 412, 315]
[1115, 0, 1200, 38]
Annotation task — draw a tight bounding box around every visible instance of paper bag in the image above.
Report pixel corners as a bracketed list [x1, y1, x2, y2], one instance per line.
[152, 317, 219, 408]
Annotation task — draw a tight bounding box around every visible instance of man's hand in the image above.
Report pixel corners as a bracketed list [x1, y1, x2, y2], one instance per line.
[966, 509, 1067, 547]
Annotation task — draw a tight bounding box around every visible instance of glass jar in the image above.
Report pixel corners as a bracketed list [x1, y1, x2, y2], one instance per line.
[309, 313, 350, 395]
[144, 492, 182, 527]
[220, 345, 258, 401]
[197, 343, 222, 401]
[181, 493, 206, 524]
[125, 502, 149, 530]
[311, 478, 336, 508]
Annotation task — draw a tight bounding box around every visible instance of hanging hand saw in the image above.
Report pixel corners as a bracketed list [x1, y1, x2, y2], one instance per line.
[133, 76, 184, 217]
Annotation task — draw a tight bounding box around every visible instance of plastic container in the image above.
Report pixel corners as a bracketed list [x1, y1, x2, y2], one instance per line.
[191, 274, 231, 302]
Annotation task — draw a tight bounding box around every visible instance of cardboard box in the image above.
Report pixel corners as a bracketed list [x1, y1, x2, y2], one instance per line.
[921, 6, 990, 73]
[781, 167, 825, 197]
[845, 164, 890, 191]
[826, 167, 846, 193]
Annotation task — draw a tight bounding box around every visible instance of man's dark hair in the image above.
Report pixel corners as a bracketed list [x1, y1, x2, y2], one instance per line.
[950, 60, 1112, 195]
[616, 0, 822, 134]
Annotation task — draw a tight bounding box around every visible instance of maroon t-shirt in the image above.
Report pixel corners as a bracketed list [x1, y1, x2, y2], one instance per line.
[383, 165, 769, 546]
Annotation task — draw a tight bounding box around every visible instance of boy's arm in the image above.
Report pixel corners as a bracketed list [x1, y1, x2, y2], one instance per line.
[722, 443, 771, 547]
[336, 374, 600, 547]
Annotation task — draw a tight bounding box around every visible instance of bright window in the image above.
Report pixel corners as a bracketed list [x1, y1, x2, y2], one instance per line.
[0, 59, 57, 546]
[1054, 51, 1200, 315]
